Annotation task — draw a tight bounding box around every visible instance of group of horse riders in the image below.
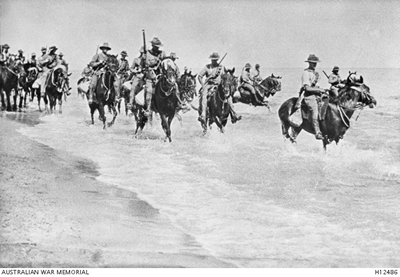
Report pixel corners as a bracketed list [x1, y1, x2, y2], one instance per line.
[83, 38, 250, 125]
[0, 43, 71, 97]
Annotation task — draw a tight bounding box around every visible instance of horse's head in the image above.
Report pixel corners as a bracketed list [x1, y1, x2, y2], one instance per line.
[259, 74, 282, 97]
[105, 54, 119, 73]
[338, 75, 376, 109]
[161, 58, 177, 85]
[221, 68, 237, 98]
[179, 71, 197, 101]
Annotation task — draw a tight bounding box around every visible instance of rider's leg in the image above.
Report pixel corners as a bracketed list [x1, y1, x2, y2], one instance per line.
[114, 77, 122, 102]
[88, 73, 98, 104]
[144, 79, 154, 117]
[40, 71, 48, 99]
[198, 84, 209, 123]
[304, 95, 323, 140]
[228, 96, 242, 123]
[243, 83, 262, 103]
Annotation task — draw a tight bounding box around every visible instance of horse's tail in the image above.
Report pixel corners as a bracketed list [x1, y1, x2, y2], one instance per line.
[278, 97, 301, 129]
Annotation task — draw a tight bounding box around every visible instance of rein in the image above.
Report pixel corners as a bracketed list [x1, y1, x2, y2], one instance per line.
[158, 76, 175, 99]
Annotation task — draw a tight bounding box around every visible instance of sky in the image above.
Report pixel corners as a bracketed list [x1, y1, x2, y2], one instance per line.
[1, 0, 400, 70]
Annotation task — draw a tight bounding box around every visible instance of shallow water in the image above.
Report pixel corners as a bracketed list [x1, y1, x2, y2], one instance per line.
[17, 68, 400, 267]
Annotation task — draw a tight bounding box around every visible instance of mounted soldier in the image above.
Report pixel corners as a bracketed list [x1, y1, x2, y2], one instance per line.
[27, 52, 38, 68]
[252, 64, 262, 83]
[127, 47, 146, 110]
[15, 49, 25, 64]
[328, 66, 344, 98]
[58, 52, 69, 72]
[297, 54, 327, 140]
[0, 44, 11, 66]
[198, 52, 241, 124]
[87, 42, 111, 104]
[135, 36, 166, 117]
[38, 46, 60, 99]
[240, 63, 263, 104]
[115, 50, 130, 102]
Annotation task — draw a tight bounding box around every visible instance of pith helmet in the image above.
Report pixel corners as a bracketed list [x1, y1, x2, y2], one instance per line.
[244, 63, 251, 69]
[209, 52, 220, 60]
[99, 42, 111, 51]
[41, 47, 47, 51]
[59, 52, 64, 56]
[49, 46, 58, 52]
[3, 44, 10, 49]
[170, 52, 178, 59]
[332, 66, 339, 72]
[150, 37, 163, 47]
[18, 49, 23, 53]
[255, 64, 260, 68]
[121, 50, 128, 56]
[31, 52, 36, 56]
[305, 54, 321, 63]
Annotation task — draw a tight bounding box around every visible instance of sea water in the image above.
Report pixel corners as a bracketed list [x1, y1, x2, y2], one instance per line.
[19, 68, 400, 267]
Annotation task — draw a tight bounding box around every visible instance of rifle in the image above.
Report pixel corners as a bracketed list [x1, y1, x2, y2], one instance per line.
[142, 29, 149, 73]
[322, 70, 329, 79]
[96, 45, 99, 55]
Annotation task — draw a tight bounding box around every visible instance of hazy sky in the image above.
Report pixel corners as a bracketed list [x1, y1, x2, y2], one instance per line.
[1, 0, 399, 70]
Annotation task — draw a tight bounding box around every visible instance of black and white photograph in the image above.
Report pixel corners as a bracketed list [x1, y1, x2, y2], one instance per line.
[0, 0, 399, 273]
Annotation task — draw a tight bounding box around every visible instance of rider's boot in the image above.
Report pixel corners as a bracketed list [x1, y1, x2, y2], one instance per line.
[228, 97, 242, 124]
[313, 119, 324, 140]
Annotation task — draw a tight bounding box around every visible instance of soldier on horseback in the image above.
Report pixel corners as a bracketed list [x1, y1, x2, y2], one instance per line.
[240, 63, 263, 104]
[0, 44, 11, 66]
[198, 52, 241, 124]
[299, 54, 327, 140]
[15, 49, 25, 64]
[87, 42, 111, 104]
[38, 46, 60, 99]
[143, 37, 166, 116]
[58, 52, 69, 72]
[115, 50, 130, 101]
[127, 47, 146, 108]
[27, 52, 38, 67]
[252, 64, 262, 83]
[328, 66, 344, 98]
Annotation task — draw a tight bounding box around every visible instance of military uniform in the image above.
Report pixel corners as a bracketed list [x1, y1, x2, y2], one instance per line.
[328, 66, 342, 98]
[241, 63, 260, 103]
[198, 52, 240, 123]
[0, 44, 11, 65]
[88, 43, 111, 104]
[39, 46, 60, 95]
[301, 54, 324, 139]
[128, 53, 146, 108]
[140, 38, 166, 115]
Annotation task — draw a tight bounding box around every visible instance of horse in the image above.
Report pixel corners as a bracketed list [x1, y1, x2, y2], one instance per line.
[77, 76, 90, 100]
[174, 71, 198, 122]
[23, 64, 39, 104]
[152, 58, 179, 142]
[233, 74, 282, 110]
[0, 58, 21, 111]
[201, 68, 235, 134]
[44, 67, 70, 114]
[278, 73, 377, 149]
[88, 54, 119, 129]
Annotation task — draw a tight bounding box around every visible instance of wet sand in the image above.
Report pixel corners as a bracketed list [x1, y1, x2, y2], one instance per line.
[0, 112, 233, 267]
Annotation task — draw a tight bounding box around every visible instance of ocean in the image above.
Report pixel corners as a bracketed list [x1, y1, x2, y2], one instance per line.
[17, 67, 400, 267]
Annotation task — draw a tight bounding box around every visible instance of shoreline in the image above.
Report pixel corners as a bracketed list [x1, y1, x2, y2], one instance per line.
[0, 113, 233, 268]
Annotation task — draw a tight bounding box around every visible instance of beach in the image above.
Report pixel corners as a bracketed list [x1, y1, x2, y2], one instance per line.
[0, 112, 232, 268]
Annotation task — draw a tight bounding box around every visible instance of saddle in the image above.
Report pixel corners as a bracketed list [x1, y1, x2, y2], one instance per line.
[301, 96, 329, 121]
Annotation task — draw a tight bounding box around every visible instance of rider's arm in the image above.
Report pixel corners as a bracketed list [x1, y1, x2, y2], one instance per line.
[198, 66, 208, 86]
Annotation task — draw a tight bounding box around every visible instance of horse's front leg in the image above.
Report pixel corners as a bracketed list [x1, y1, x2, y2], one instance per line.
[98, 104, 106, 129]
[159, 113, 169, 142]
[107, 105, 118, 127]
[12, 88, 18, 111]
[58, 96, 63, 114]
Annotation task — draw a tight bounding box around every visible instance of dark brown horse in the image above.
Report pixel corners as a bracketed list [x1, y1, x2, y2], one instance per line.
[233, 74, 282, 110]
[152, 59, 179, 142]
[201, 68, 235, 134]
[174, 71, 198, 122]
[278, 74, 377, 149]
[44, 67, 70, 114]
[89, 54, 119, 129]
[0, 58, 21, 111]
